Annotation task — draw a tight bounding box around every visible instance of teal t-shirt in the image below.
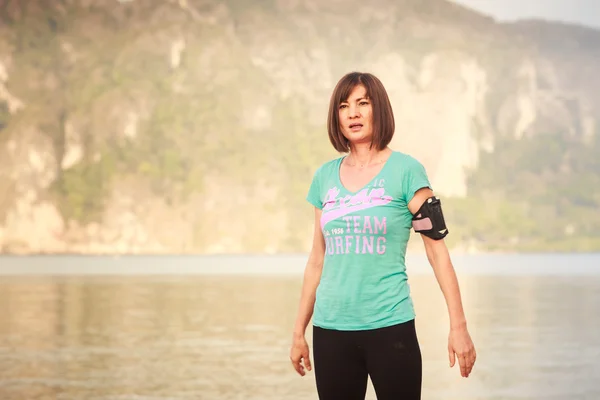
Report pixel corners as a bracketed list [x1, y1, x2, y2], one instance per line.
[306, 150, 432, 331]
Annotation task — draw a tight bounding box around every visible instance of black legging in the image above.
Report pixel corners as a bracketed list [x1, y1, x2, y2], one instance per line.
[312, 319, 422, 400]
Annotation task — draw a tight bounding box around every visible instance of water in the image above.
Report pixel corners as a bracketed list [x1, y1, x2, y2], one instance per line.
[0, 253, 599, 399]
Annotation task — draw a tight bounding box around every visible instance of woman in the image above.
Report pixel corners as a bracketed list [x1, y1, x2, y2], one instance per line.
[289, 72, 476, 400]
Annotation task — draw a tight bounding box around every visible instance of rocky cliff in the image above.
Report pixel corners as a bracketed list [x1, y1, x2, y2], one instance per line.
[0, 0, 598, 254]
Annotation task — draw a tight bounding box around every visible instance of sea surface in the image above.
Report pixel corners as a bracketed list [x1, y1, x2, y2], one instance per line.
[0, 252, 599, 400]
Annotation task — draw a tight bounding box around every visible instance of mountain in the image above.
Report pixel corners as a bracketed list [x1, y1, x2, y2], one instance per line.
[0, 0, 599, 254]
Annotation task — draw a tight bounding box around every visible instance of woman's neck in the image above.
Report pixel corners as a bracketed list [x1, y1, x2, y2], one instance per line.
[347, 144, 390, 167]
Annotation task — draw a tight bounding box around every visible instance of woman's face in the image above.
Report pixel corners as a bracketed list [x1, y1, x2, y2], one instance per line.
[338, 84, 373, 146]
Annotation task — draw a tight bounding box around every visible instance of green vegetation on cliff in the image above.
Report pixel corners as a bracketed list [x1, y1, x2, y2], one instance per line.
[450, 132, 600, 251]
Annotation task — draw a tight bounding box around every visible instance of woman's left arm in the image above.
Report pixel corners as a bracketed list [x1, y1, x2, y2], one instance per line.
[409, 187, 477, 378]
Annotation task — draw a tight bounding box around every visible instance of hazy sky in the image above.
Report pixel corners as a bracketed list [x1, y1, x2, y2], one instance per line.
[449, 0, 600, 29]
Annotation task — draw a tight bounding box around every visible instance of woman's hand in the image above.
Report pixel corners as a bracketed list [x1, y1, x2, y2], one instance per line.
[448, 325, 476, 377]
[290, 334, 312, 376]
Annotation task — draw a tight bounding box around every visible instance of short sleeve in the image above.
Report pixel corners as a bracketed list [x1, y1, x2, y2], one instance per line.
[306, 167, 324, 209]
[402, 156, 432, 205]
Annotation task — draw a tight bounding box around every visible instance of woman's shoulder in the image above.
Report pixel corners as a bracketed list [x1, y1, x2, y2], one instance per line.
[313, 155, 344, 175]
[390, 150, 425, 169]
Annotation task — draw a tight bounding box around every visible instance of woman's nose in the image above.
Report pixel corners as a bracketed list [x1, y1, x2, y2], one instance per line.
[348, 105, 360, 118]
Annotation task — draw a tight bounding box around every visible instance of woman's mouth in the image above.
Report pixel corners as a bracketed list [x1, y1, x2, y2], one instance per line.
[349, 123, 363, 132]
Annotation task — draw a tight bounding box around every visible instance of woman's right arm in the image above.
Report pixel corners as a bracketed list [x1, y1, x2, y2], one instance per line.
[290, 207, 325, 376]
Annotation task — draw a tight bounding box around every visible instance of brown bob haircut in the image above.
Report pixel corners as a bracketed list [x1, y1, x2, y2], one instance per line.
[327, 72, 395, 153]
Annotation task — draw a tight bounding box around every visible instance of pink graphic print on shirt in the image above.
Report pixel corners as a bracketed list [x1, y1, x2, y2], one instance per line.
[321, 184, 392, 256]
